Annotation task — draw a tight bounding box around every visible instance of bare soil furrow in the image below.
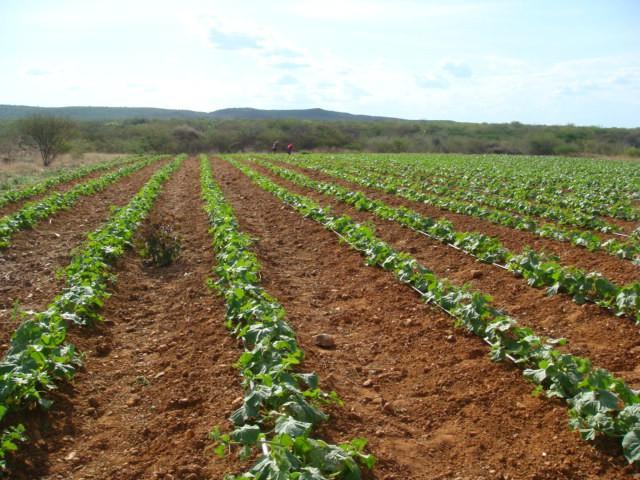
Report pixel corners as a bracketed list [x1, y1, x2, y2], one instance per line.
[10, 157, 246, 479]
[249, 160, 640, 382]
[0, 160, 168, 347]
[0, 161, 131, 218]
[213, 157, 637, 479]
[274, 159, 640, 285]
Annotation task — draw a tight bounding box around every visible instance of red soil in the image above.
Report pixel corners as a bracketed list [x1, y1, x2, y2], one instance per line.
[0, 160, 167, 347]
[9, 158, 247, 479]
[246, 160, 640, 383]
[271, 158, 640, 286]
[3, 155, 639, 479]
[211, 157, 637, 479]
[0, 163, 132, 218]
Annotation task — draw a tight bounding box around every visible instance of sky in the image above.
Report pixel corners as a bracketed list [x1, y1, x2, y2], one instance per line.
[0, 0, 639, 127]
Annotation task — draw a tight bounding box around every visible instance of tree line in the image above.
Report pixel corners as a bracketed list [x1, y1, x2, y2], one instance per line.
[2, 116, 639, 166]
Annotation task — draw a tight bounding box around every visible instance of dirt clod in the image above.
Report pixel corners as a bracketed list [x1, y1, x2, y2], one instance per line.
[312, 333, 336, 348]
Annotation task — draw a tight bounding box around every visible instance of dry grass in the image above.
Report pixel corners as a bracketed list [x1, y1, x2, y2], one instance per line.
[0, 151, 125, 190]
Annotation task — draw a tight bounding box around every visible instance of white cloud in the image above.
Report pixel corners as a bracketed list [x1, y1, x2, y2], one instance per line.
[416, 74, 449, 89]
[26, 68, 49, 76]
[273, 62, 309, 70]
[1, 0, 638, 126]
[442, 61, 472, 78]
[208, 27, 262, 50]
[267, 48, 304, 59]
[290, 0, 493, 22]
[277, 74, 299, 86]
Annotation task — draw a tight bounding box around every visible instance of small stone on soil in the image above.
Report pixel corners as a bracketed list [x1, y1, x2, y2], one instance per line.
[64, 451, 77, 461]
[313, 333, 335, 348]
[470, 269, 483, 279]
[95, 342, 111, 356]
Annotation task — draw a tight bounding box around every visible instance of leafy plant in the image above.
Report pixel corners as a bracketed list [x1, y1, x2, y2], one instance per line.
[252, 157, 640, 323]
[0, 155, 185, 470]
[138, 223, 181, 267]
[200, 155, 375, 479]
[274, 154, 640, 264]
[228, 156, 640, 464]
[0, 155, 162, 248]
[0, 155, 139, 210]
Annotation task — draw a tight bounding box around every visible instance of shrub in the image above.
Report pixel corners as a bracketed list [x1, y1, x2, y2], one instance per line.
[625, 147, 640, 157]
[138, 223, 181, 267]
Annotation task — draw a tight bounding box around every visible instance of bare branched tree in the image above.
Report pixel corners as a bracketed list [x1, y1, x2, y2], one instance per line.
[18, 116, 75, 166]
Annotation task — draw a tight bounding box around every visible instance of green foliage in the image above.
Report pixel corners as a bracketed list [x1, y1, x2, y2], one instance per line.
[138, 223, 181, 267]
[280, 153, 640, 263]
[0, 156, 161, 248]
[626, 147, 640, 157]
[0, 423, 26, 470]
[4, 110, 640, 156]
[228, 157, 640, 464]
[251, 157, 640, 321]
[0, 155, 138, 209]
[528, 133, 559, 155]
[199, 156, 374, 479]
[0, 155, 184, 470]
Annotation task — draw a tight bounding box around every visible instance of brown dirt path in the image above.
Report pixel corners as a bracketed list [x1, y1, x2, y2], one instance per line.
[271, 158, 640, 286]
[9, 157, 247, 479]
[213, 157, 638, 479]
[0, 160, 168, 347]
[0, 158, 134, 218]
[247, 160, 640, 383]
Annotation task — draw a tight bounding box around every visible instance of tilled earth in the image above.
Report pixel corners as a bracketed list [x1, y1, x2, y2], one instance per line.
[0, 159, 168, 347]
[4, 155, 639, 479]
[246, 159, 640, 383]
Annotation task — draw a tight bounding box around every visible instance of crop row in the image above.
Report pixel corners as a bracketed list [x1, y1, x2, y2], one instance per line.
[227, 157, 640, 464]
[0, 155, 184, 469]
[381, 155, 639, 222]
[251, 158, 640, 322]
[0, 155, 163, 248]
[357, 158, 625, 232]
[363, 153, 640, 220]
[291, 154, 629, 235]
[275, 155, 640, 264]
[0, 154, 139, 210]
[199, 155, 374, 479]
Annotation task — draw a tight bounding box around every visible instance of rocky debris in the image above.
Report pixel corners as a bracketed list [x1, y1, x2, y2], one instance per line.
[381, 401, 395, 415]
[64, 450, 78, 462]
[167, 396, 200, 410]
[95, 341, 111, 356]
[313, 333, 335, 349]
[470, 269, 483, 279]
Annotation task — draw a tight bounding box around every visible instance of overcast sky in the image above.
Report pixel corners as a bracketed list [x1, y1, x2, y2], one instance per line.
[1, 0, 639, 127]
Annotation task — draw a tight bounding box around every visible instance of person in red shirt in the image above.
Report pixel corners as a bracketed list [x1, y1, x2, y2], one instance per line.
[287, 143, 294, 155]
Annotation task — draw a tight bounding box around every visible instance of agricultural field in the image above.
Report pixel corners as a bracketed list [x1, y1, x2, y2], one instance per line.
[0, 153, 640, 479]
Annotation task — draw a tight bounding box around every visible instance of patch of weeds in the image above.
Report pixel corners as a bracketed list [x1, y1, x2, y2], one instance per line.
[137, 223, 181, 267]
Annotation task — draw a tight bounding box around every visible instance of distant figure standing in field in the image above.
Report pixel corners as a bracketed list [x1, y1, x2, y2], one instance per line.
[271, 140, 279, 153]
[287, 143, 294, 155]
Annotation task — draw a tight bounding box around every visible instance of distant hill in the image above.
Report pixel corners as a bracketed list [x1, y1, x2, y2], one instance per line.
[209, 107, 396, 122]
[0, 105, 398, 122]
